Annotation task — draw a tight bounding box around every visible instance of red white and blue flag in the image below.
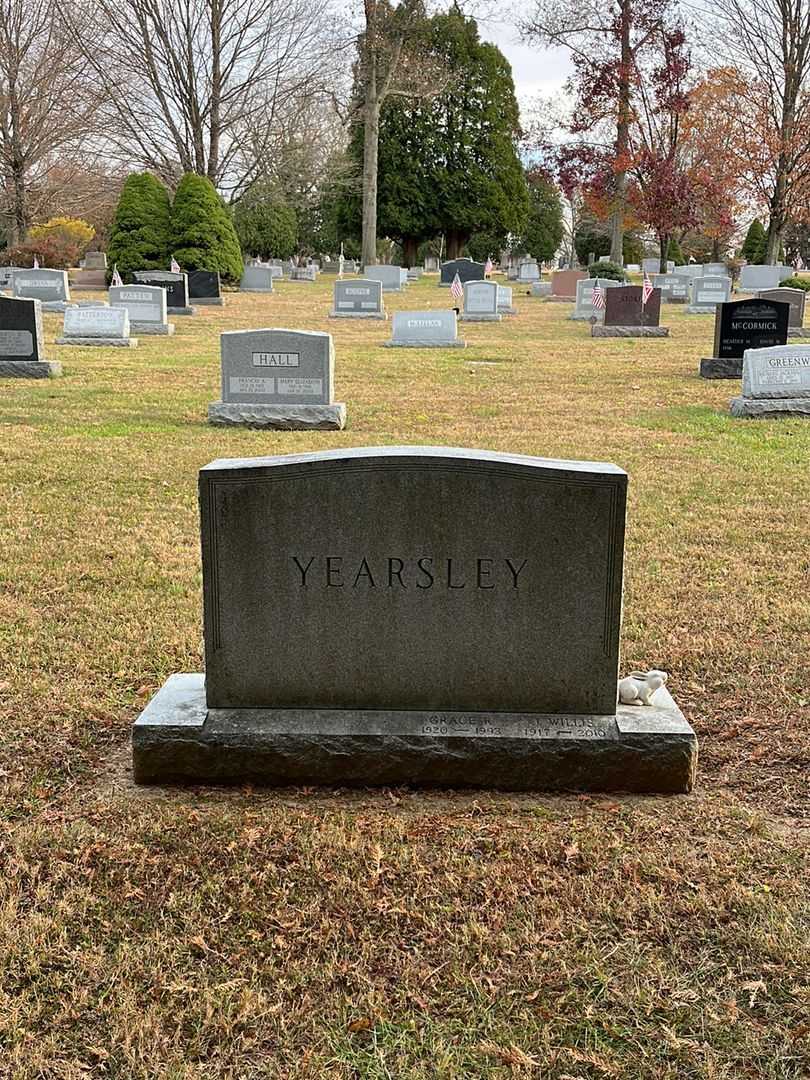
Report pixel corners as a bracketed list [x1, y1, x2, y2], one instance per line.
[450, 272, 463, 302]
[642, 270, 654, 306]
[110, 264, 123, 287]
[485, 256, 493, 276]
[592, 284, 606, 310]
[170, 256, 181, 273]
[33, 256, 39, 269]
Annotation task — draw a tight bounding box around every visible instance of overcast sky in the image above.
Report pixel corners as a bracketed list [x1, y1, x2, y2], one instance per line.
[474, 16, 574, 119]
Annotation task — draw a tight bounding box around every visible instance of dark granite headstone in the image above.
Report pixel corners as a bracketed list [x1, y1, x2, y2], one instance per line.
[0, 296, 60, 377]
[756, 288, 805, 329]
[440, 258, 486, 286]
[604, 285, 661, 327]
[132, 447, 697, 792]
[713, 298, 789, 358]
[187, 270, 222, 304]
[133, 270, 190, 312]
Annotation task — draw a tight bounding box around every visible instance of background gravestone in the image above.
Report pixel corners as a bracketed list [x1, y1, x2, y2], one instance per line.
[56, 306, 135, 347]
[385, 310, 465, 347]
[329, 279, 385, 319]
[240, 265, 274, 291]
[517, 260, 540, 283]
[653, 273, 689, 303]
[133, 270, 193, 314]
[593, 286, 667, 337]
[364, 265, 403, 292]
[570, 277, 617, 322]
[739, 265, 791, 292]
[549, 269, 587, 299]
[208, 328, 346, 429]
[756, 288, 807, 337]
[109, 284, 173, 335]
[700, 298, 790, 378]
[686, 275, 732, 314]
[731, 345, 810, 418]
[439, 259, 485, 286]
[132, 446, 696, 793]
[497, 285, 517, 315]
[12, 268, 71, 311]
[460, 280, 501, 321]
[0, 296, 61, 378]
[188, 270, 223, 306]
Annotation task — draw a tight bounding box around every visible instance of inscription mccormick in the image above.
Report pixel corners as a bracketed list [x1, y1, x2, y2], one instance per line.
[291, 555, 528, 590]
[252, 352, 300, 367]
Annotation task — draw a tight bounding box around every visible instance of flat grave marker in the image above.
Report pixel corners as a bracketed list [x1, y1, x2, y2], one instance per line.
[56, 306, 135, 347]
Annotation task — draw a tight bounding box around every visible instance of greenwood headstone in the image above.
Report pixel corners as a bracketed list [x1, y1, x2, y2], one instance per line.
[730, 345, 810, 417]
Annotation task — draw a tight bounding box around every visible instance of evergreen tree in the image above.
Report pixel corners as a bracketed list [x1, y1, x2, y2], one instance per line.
[107, 173, 171, 281]
[170, 173, 243, 283]
[516, 171, 564, 262]
[741, 218, 767, 264]
[666, 236, 684, 264]
[233, 187, 298, 260]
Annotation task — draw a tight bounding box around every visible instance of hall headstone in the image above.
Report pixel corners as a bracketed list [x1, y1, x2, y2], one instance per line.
[0, 296, 60, 377]
[329, 278, 385, 319]
[209, 328, 346, 429]
[700, 298, 790, 378]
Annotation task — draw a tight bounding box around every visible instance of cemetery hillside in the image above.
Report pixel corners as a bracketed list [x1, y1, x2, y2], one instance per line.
[1, 0, 809, 1073]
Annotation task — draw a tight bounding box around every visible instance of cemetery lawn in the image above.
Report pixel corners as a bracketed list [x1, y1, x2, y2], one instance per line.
[2, 278, 809, 1078]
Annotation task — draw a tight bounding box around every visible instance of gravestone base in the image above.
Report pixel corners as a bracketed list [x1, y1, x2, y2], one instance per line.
[192, 297, 224, 306]
[498, 307, 518, 316]
[730, 396, 810, 418]
[787, 326, 809, 337]
[41, 301, 73, 313]
[208, 401, 347, 430]
[384, 338, 466, 348]
[592, 326, 669, 338]
[665, 297, 688, 305]
[131, 321, 175, 335]
[329, 310, 386, 319]
[0, 360, 61, 378]
[55, 336, 137, 347]
[541, 295, 574, 302]
[685, 306, 715, 315]
[240, 286, 274, 293]
[700, 356, 741, 379]
[459, 313, 502, 322]
[569, 312, 603, 322]
[132, 673, 697, 794]
[168, 306, 196, 316]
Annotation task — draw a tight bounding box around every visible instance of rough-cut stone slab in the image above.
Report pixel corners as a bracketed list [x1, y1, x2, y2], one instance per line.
[592, 326, 669, 337]
[55, 336, 138, 347]
[730, 396, 810, 418]
[168, 306, 195, 316]
[787, 326, 809, 337]
[208, 402, 346, 429]
[133, 673, 697, 793]
[131, 322, 175, 335]
[700, 356, 741, 379]
[0, 359, 61, 378]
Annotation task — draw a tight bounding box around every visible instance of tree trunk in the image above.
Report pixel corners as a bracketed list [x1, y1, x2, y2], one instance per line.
[610, 0, 632, 265]
[9, 158, 28, 246]
[659, 234, 668, 273]
[361, 98, 380, 268]
[766, 169, 787, 264]
[445, 230, 466, 260]
[711, 237, 720, 260]
[402, 236, 418, 267]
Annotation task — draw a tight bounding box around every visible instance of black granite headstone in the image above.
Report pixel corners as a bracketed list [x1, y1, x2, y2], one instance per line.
[713, 299, 790, 358]
[0, 295, 43, 361]
[188, 270, 221, 300]
[440, 258, 486, 286]
[133, 271, 189, 309]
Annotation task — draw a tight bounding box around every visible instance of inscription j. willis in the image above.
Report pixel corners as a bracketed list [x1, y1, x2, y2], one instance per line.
[292, 555, 528, 590]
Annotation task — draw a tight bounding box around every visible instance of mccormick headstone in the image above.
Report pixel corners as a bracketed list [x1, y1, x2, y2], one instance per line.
[440, 259, 485, 287]
[12, 268, 71, 311]
[385, 310, 465, 347]
[730, 345, 810, 418]
[188, 270, 223, 306]
[593, 285, 667, 337]
[365, 264, 404, 292]
[686, 275, 732, 314]
[460, 280, 501, 321]
[240, 265, 274, 292]
[0, 296, 61, 378]
[134, 270, 193, 314]
[329, 278, 385, 319]
[497, 285, 516, 315]
[549, 269, 588, 299]
[208, 328, 345, 430]
[132, 446, 697, 792]
[109, 284, 172, 335]
[570, 277, 617, 321]
[56, 306, 135, 347]
[739, 265, 790, 292]
[700, 298, 790, 378]
[653, 273, 689, 303]
[756, 288, 807, 336]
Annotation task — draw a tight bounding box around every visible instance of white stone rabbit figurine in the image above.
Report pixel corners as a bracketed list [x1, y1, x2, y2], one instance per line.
[618, 669, 668, 706]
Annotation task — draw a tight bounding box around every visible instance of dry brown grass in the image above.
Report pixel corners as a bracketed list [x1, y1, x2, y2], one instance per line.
[0, 277, 808, 1077]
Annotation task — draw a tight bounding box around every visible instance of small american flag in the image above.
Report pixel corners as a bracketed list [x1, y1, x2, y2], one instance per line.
[450, 272, 463, 302]
[111, 264, 123, 287]
[592, 284, 606, 309]
[33, 256, 39, 269]
[170, 256, 181, 273]
[339, 241, 345, 279]
[641, 270, 654, 306]
[485, 256, 493, 276]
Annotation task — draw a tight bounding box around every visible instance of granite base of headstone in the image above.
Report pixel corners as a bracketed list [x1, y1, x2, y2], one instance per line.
[384, 310, 465, 347]
[56, 306, 136, 347]
[592, 326, 670, 338]
[208, 328, 346, 430]
[700, 298, 790, 379]
[730, 345, 810, 417]
[0, 296, 61, 377]
[132, 446, 697, 793]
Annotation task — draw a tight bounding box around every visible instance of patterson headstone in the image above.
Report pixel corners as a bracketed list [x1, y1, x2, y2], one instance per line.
[208, 328, 346, 430]
[12, 268, 71, 311]
[730, 345, 810, 418]
[700, 298, 790, 378]
[56, 306, 136, 347]
[132, 446, 697, 792]
[329, 278, 385, 319]
[460, 280, 501, 321]
[385, 310, 465, 348]
[109, 284, 173, 335]
[592, 285, 667, 337]
[0, 296, 61, 378]
[240, 265, 274, 292]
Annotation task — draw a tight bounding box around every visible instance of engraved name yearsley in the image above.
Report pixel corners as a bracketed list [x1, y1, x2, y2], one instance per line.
[291, 555, 528, 590]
